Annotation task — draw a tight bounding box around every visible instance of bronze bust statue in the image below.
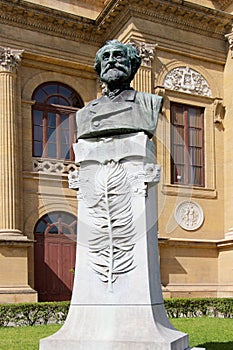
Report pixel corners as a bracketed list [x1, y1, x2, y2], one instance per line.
[76, 40, 163, 139]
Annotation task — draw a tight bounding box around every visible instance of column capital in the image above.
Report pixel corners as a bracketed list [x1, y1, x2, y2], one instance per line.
[0, 47, 23, 73]
[128, 40, 156, 67]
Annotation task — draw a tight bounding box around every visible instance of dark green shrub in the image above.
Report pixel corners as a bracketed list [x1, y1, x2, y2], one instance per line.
[0, 298, 232, 327]
[0, 301, 70, 327]
[164, 298, 233, 318]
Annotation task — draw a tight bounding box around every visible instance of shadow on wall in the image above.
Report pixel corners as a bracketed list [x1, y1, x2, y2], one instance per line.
[160, 256, 187, 287]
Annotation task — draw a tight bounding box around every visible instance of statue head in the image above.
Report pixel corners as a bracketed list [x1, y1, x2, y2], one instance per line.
[94, 40, 141, 90]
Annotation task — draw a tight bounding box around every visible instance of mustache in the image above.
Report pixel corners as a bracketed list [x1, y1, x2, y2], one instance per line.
[101, 63, 128, 75]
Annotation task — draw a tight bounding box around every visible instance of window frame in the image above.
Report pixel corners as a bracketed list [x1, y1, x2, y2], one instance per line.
[32, 82, 83, 161]
[170, 102, 205, 187]
[34, 211, 77, 237]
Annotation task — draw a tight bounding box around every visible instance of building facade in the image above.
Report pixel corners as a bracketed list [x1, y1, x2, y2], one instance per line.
[0, 0, 233, 303]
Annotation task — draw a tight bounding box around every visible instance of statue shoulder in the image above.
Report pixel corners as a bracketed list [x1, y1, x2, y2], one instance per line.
[136, 91, 163, 112]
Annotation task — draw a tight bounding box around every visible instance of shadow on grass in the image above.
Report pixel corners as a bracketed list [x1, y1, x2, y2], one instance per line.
[197, 342, 233, 350]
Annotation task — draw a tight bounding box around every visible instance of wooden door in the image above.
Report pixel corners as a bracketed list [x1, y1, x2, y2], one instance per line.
[34, 212, 77, 301]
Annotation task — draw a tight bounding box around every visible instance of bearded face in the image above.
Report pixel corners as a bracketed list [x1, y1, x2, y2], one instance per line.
[99, 46, 132, 88]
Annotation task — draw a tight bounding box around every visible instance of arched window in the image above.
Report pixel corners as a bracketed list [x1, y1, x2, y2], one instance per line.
[34, 211, 77, 236]
[32, 82, 84, 161]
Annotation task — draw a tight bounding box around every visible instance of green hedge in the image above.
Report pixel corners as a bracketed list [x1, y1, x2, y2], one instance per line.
[0, 298, 232, 327]
[164, 298, 233, 318]
[0, 301, 70, 327]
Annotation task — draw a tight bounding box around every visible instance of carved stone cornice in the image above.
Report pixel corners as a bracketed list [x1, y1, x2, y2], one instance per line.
[0, 0, 101, 44]
[96, 0, 232, 39]
[0, 47, 23, 73]
[215, 0, 233, 10]
[0, 0, 232, 47]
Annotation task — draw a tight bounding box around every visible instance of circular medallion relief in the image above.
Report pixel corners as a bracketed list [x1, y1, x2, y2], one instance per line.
[174, 201, 204, 231]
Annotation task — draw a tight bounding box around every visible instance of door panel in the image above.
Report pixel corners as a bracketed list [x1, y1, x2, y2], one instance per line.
[34, 233, 76, 301]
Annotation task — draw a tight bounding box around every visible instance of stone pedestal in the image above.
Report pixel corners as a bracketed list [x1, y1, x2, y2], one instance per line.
[40, 132, 201, 349]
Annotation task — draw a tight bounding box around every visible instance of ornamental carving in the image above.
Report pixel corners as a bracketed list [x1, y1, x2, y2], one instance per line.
[0, 47, 23, 72]
[226, 34, 233, 58]
[68, 170, 80, 190]
[128, 40, 155, 67]
[174, 201, 204, 231]
[33, 159, 78, 174]
[163, 66, 212, 97]
[88, 161, 136, 292]
[128, 163, 161, 196]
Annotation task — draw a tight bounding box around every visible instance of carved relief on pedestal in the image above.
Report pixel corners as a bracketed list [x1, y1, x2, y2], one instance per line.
[163, 66, 212, 97]
[68, 169, 80, 190]
[0, 47, 23, 72]
[174, 201, 204, 231]
[88, 161, 136, 292]
[128, 163, 161, 196]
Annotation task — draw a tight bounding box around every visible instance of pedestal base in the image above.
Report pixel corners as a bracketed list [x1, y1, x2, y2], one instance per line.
[0, 235, 36, 303]
[40, 304, 191, 350]
[41, 341, 199, 350]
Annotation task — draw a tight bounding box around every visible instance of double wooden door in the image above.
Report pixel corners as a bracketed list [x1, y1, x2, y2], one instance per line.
[34, 212, 77, 301]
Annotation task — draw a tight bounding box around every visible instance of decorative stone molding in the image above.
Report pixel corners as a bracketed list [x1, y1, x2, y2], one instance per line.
[1, 0, 230, 51]
[163, 66, 212, 97]
[0, 0, 99, 44]
[33, 159, 79, 174]
[97, 0, 232, 40]
[216, 0, 232, 10]
[68, 170, 80, 190]
[128, 163, 161, 196]
[128, 40, 156, 67]
[155, 85, 165, 97]
[213, 98, 225, 127]
[228, 38, 233, 58]
[174, 201, 204, 231]
[0, 47, 23, 73]
[226, 31, 233, 58]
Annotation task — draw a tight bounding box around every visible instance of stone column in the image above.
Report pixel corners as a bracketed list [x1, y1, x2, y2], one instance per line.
[224, 34, 233, 239]
[130, 41, 155, 93]
[0, 47, 23, 236]
[0, 47, 37, 303]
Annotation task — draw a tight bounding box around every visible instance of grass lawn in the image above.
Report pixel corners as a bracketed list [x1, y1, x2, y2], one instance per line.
[171, 318, 233, 349]
[0, 318, 232, 349]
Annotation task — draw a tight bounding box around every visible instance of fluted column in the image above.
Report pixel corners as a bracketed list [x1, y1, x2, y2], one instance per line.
[224, 33, 233, 239]
[0, 47, 23, 236]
